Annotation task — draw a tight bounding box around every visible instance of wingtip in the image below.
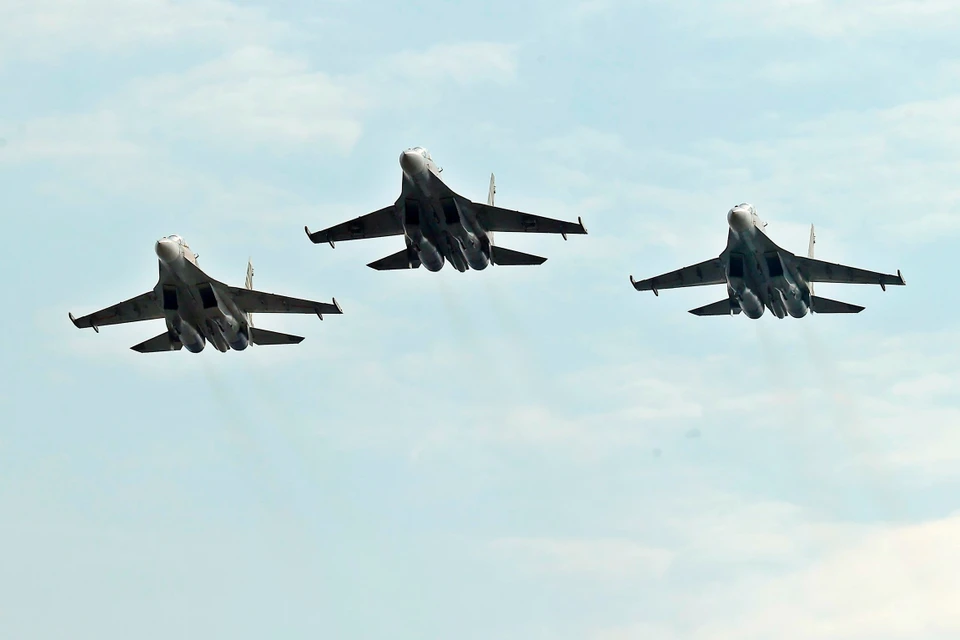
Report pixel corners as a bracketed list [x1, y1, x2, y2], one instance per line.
[578, 216, 588, 234]
[332, 297, 343, 314]
[898, 269, 906, 285]
[304, 225, 314, 242]
[629, 275, 641, 291]
[69, 312, 98, 332]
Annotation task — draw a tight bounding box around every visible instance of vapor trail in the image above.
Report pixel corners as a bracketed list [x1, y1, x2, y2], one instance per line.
[198, 356, 291, 511]
[800, 322, 906, 516]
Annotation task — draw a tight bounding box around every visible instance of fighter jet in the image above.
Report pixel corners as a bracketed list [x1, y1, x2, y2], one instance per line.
[304, 147, 588, 271]
[69, 235, 342, 352]
[629, 203, 906, 318]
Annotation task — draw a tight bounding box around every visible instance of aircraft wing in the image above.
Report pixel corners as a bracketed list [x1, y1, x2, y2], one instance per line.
[305, 205, 403, 245]
[228, 287, 343, 316]
[69, 291, 162, 331]
[630, 258, 726, 293]
[793, 256, 906, 287]
[475, 204, 588, 236]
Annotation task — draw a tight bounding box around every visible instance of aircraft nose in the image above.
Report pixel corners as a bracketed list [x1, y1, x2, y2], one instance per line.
[155, 238, 180, 263]
[727, 208, 752, 232]
[399, 150, 426, 176]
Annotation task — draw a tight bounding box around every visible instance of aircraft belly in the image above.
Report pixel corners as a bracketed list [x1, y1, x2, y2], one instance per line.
[158, 271, 246, 351]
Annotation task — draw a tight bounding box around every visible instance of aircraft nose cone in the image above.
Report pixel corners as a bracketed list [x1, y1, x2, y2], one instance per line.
[399, 150, 426, 176]
[727, 208, 752, 232]
[155, 238, 180, 263]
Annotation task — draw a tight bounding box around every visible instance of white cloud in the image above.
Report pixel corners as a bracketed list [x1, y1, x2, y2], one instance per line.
[381, 42, 519, 87]
[616, 96, 960, 245]
[0, 0, 287, 62]
[591, 516, 960, 640]
[491, 537, 674, 578]
[306, 321, 960, 479]
[128, 46, 366, 151]
[654, 0, 960, 38]
[480, 495, 960, 640]
[890, 373, 959, 400]
[0, 112, 142, 163]
[591, 622, 681, 640]
[522, 93, 960, 260]
[693, 514, 960, 640]
[660, 494, 872, 565]
[3, 39, 521, 161]
[539, 126, 630, 161]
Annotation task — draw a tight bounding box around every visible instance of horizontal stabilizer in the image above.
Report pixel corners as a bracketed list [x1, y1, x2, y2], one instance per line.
[250, 328, 305, 346]
[490, 246, 547, 266]
[811, 296, 864, 314]
[368, 249, 421, 271]
[131, 332, 183, 353]
[689, 298, 739, 316]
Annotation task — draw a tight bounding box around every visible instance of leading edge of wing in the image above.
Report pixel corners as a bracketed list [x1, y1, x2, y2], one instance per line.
[69, 291, 162, 332]
[229, 286, 343, 317]
[304, 205, 403, 245]
[475, 203, 588, 237]
[630, 258, 726, 295]
[793, 255, 906, 288]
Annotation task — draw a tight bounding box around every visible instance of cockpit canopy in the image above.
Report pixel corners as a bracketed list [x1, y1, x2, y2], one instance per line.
[410, 146, 431, 160]
[731, 203, 766, 228]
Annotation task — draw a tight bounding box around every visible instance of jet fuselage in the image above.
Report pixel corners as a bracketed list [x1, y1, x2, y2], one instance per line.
[396, 147, 492, 272]
[722, 204, 811, 319]
[154, 235, 250, 352]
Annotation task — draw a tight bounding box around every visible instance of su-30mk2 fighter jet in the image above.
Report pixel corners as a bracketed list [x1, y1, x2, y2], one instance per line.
[69, 235, 342, 352]
[629, 203, 906, 319]
[305, 147, 588, 271]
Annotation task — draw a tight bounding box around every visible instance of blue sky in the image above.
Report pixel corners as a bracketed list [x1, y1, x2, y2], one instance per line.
[3, 0, 960, 638]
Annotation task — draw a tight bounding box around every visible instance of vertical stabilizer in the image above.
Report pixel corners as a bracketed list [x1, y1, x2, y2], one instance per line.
[245, 259, 254, 327]
[808, 225, 815, 296]
[486, 173, 497, 251]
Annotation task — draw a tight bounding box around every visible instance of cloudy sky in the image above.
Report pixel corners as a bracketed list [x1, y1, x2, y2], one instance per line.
[3, 0, 960, 638]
